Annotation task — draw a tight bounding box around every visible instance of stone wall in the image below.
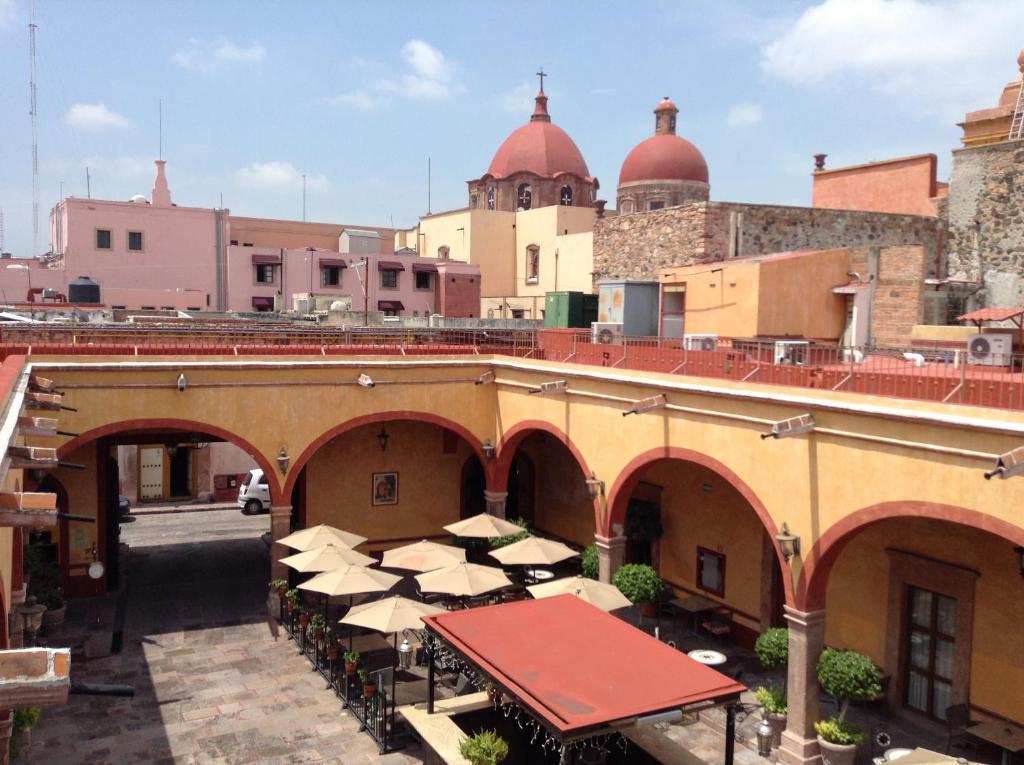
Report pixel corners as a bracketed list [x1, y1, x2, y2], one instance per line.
[946, 140, 1024, 307]
[873, 245, 930, 348]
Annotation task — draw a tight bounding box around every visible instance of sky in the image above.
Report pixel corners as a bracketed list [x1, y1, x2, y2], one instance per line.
[0, 0, 1022, 258]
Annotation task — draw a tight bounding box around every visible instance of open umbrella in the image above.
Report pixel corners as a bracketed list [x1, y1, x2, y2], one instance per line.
[280, 544, 375, 572]
[340, 596, 445, 724]
[381, 540, 466, 572]
[278, 524, 367, 551]
[488, 536, 579, 566]
[443, 513, 524, 538]
[414, 561, 512, 597]
[527, 575, 631, 612]
[300, 565, 403, 649]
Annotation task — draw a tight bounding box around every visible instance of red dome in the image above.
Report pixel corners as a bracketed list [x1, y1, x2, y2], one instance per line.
[618, 134, 708, 185]
[486, 97, 591, 180]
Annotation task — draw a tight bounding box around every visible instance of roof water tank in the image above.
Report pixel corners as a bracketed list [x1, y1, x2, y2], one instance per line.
[68, 276, 101, 304]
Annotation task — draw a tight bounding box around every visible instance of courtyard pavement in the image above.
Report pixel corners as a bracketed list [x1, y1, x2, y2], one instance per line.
[22, 509, 421, 765]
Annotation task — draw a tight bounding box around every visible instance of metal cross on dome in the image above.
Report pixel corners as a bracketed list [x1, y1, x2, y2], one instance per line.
[560, 187, 573, 205]
[536, 67, 547, 93]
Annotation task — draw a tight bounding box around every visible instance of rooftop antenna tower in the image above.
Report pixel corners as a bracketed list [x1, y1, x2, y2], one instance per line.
[427, 157, 431, 215]
[159, 99, 163, 160]
[302, 173, 306, 222]
[28, 0, 39, 258]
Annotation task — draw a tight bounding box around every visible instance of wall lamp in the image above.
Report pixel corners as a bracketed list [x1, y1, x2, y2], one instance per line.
[776, 523, 800, 562]
[377, 426, 389, 452]
[482, 440, 496, 460]
[277, 446, 290, 474]
[357, 373, 375, 389]
[475, 371, 495, 385]
[984, 446, 1024, 480]
[529, 380, 567, 396]
[1014, 546, 1024, 578]
[623, 394, 667, 417]
[177, 372, 187, 392]
[585, 472, 605, 501]
[762, 413, 815, 440]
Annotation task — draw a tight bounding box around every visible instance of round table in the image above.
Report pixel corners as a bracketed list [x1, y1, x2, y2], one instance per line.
[529, 569, 555, 582]
[884, 749, 913, 762]
[687, 649, 727, 666]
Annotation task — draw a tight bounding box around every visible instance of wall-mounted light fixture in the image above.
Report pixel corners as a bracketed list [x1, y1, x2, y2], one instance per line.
[1014, 546, 1024, 578]
[277, 446, 290, 474]
[762, 413, 816, 440]
[166, 445, 178, 458]
[984, 446, 1024, 480]
[776, 523, 801, 563]
[623, 394, 667, 417]
[585, 472, 605, 501]
[475, 371, 495, 385]
[377, 426, 390, 452]
[357, 373, 375, 389]
[530, 380, 567, 396]
[177, 372, 187, 392]
[482, 440, 496, 460]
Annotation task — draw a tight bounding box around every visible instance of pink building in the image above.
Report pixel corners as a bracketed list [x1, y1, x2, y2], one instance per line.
[2, 160, 480, 317]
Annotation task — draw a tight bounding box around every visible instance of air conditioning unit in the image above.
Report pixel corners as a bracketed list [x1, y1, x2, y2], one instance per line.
[684, 333, 718, 351]
[774, 340, 809, 366]
[967, 333, 1013, 366]
[592, 322, 624, 345]
[292, 296, 313, 314]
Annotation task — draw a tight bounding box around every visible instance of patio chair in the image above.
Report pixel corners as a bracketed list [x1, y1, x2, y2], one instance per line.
[700, 608, 733, 641]
[462, 594, 494, 609]
[945, 704, 977, 754]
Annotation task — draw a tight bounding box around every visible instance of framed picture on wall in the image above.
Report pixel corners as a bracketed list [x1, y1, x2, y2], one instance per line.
[372, 472, 399, 506]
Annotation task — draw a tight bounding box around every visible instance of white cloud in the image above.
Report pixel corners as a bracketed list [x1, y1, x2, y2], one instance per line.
[726, 103, 763, 127]
[495, 82, 534, 114]
[173, 36, 266, 74]
[234, 161, 328, 192]
[761, 0, 1024, 116]
[65, 103, 132, 130]
[326, 39, 462, 110]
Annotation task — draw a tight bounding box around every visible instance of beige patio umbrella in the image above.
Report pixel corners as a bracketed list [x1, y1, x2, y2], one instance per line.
[280, 543, 375, 573]
[300, 565, 403, 649]
[278, 524, 367, 551]
[488, 536, 579, 566]
[527, 576, 631, 612]
[414, 561, 512, 597]
[340, 596, 445, 721]
[443, 513, 524, 538]
[381, 540, 466, 572]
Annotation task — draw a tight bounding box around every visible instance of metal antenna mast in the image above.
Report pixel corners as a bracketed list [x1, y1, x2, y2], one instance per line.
[29, 0, 39, 257]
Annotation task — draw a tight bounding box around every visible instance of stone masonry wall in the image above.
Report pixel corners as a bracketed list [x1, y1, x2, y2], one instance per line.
[946, 140, 1024, 307]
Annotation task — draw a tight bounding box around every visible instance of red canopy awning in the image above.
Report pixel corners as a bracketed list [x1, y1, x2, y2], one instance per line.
[377, 261, 406, 272]
[318, 259, 348, 268]
[251, 296, 274, 309]
[423, 595, 745, 738]
[957, 307, 1024, 324]
[251, 254, 281, 265]
[377, 300, 404, 311]
[412, 262, 438, 273]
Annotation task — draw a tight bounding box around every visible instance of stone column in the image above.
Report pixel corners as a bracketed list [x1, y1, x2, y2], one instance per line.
[0, 711, 11, 765]
[269, 505, 293, 582]
[8, 585, 27, 649]
[779, 606, 826, 765]
[483, 490, 508, 519]
[594, 534, 626, 584]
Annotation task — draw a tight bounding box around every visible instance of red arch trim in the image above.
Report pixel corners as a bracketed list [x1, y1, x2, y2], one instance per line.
[796, 501, 1024, 611]
[283, 411, 487, 498]
[57, 419, 283, 504]
[605, 446, 794, 606]
[491, 420, 592, 493]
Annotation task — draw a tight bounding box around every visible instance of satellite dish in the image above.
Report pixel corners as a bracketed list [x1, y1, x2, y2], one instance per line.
[88, 561, 105, 580]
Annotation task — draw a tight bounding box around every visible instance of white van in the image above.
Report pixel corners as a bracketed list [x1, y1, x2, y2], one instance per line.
[237, 468, 271, 515]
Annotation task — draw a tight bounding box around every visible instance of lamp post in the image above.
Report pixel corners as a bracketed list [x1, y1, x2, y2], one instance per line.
[17, 598, 46, 646]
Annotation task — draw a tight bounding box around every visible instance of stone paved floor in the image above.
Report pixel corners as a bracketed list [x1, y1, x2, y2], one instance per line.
[22, 509, 422, 765]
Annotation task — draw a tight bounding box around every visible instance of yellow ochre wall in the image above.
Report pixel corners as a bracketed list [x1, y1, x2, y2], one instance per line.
[661, 259, 762, 338]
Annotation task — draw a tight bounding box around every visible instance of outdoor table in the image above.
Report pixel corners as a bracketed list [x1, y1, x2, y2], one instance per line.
[687, 649, 728, 666]
[528, 568, 555, 582]
[883, 748, 913, 761]
[967, 720, 1024, 765]
[669, 594, 721, 634]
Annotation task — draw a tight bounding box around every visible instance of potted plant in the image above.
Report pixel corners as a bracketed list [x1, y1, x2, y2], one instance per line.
[488, 518, 530, 550]
[297, 608, 311, 631]
[814, 648, 882, 765]
[325, 628, 340, 663]
[11, 706, 40, 758]
[38, 586, 66, 631]
[343, 650, 360, 678]
[285, 588, 300, 616]
[755, 627, 789, 746]
[270, 578, 289, 599]
[309, 613, 326, 643]
[612, 563, 665, 618]
[358, 667, 376, 699]
[580, 545, 600, 580]
[459, 729, 509, 765]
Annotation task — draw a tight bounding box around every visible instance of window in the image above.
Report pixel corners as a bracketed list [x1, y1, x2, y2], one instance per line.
[415, 271, 432, 290]
[255, 264, 275, 284]
[380, 270, 398, 289]
[321, 266, 341, 287]
[526, 245, 540, 284]
[127, 231, 144, 251]
[437, 246, 449, 260]
[648, 201, 665, 211]
[560, 185, 573, 206]
[511, 308, 525, 319]
[486, 186, 495, 210]
[697, 547, 725, 597]
[904, 587, 957, 720]
[95, 229, 112, 250]
[230, 239, 239, 246]
[517, 183, 532, 211]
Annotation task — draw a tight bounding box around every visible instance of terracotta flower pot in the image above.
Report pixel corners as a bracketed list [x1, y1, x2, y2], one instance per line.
[766, 712, 787, 748]
[312, 628, 324, 643]
[327, 646, 340, 662]
[345, 661, 358, 677]
[362, 682, 376, 699]
[817, 736, 857, 765]
[298, 613, 310, 628]
[640, 601, 658, 618]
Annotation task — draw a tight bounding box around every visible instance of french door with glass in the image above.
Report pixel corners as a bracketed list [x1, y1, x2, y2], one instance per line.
[904, 586, 957, 719]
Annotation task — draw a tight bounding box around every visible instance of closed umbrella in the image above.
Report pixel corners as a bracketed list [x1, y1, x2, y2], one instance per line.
[489, 536, 579, 566]
[414, 561, 512, 597]
[300, 565, 403, 650]
[381, 540, 466, 572]
[527, 576, 632, 612]
[443, 513, 524, 538]
[280, 544, 375, 572]
[278, 524, 367, 551]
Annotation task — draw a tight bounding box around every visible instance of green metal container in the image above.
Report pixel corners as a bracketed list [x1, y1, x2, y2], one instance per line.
[544, 291, 594, 328]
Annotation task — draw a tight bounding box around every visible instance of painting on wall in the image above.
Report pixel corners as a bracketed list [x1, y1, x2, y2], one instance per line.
[372, 472, 399, 506]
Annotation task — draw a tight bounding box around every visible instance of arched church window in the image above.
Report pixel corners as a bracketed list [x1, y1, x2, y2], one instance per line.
[526, 245, 540, 284]
[559, 186, 573, 206]
[517, 183, 532, 211]
[438, 246, 450, 260]
[486, 186, 495, 210]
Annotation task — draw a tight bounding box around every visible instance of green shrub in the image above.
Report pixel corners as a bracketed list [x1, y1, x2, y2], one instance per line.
[13, 707, 40, 732]
[611, 564, 664, 604]
[358, 667, 372, 683]
[814, 717, 865, 746]
[754, 685, 787, 715]
[755, 628, 788, 670]
[343, 650, 360, 664]
[488, 518, 530, 549]
[817, 648, 882, 722]
[580, 545, 600, 580]
[25, 544, 62, 610]
[459, 729, 509, 765]
[285, 588, 300, 605]
[270, 578, 289, 591]
[309, 613, 326, 633]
